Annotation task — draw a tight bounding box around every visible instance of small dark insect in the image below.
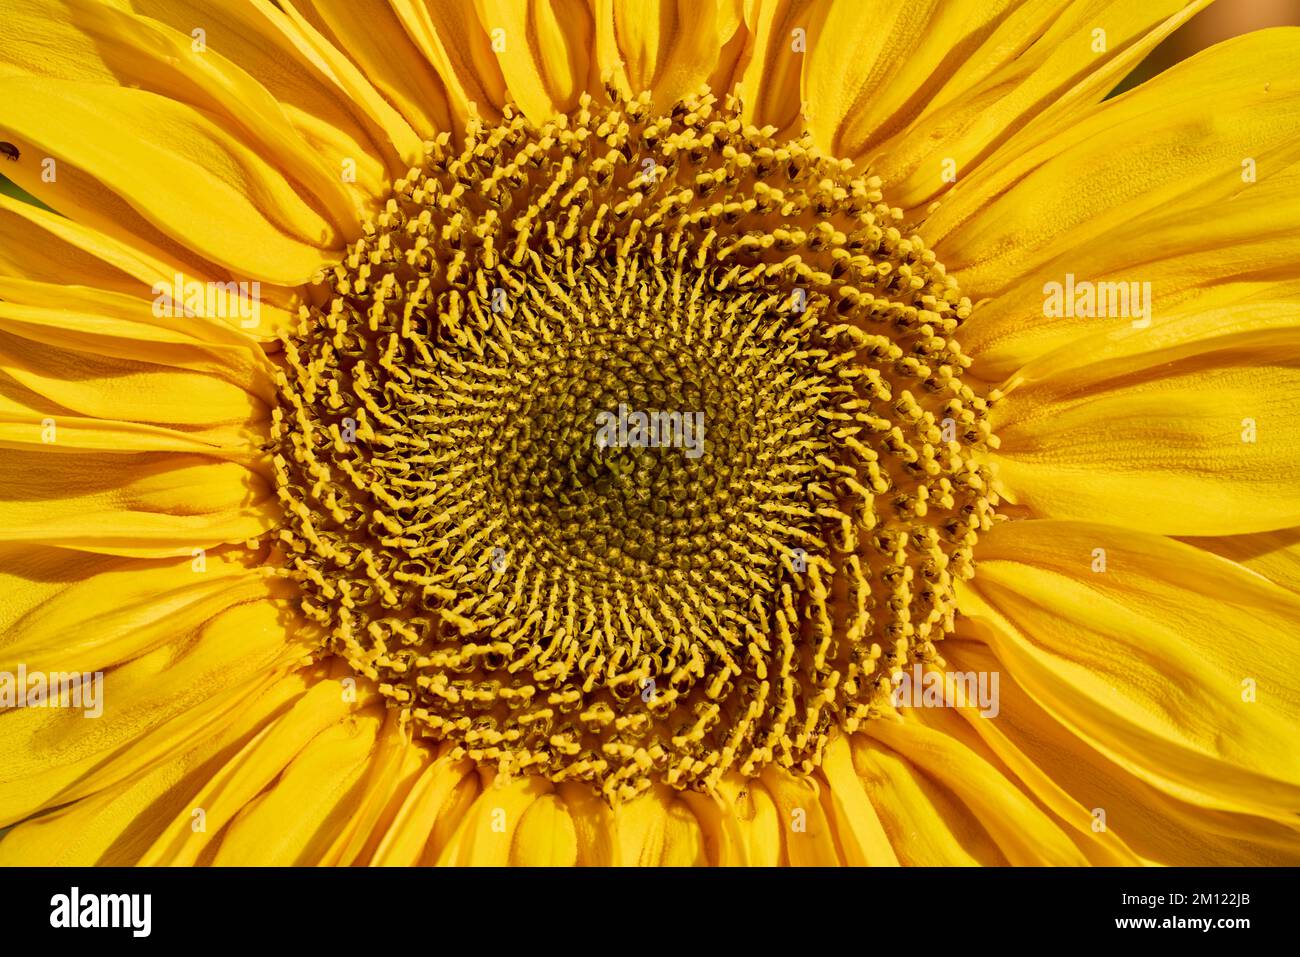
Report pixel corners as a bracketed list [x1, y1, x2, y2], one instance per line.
[0, 142, 18, 161]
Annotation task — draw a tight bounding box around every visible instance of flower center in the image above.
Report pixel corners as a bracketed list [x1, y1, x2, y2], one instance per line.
[269, 88, 999, 801]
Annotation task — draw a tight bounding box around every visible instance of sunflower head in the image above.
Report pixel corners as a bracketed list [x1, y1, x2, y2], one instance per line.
[5, 0, 1297, 871]
[270, 87, 999, 801]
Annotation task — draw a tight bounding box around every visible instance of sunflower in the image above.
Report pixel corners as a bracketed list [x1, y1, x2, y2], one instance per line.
[0, 0, 1297, 868]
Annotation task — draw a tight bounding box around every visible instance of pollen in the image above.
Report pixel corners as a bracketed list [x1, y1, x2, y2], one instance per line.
[269, 87, 1000, 802]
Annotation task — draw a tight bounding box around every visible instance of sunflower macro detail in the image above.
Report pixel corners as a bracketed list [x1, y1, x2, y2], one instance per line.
[0, 0, 1297, 872]
[272, 89, 997, 800]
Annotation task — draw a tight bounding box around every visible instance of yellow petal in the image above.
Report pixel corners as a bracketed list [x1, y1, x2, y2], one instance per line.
[393, 0, 508, 125]
[477, 0, 593, 123]
[935, 638, 1140, 864]
[613, 784, 708, 865]
[556, 781, 620, 865]
[736, 0, 821, 136]
[317, 715, 432, 866]
[0, 73, 340, 283]
[817, 733, 898, 866]
[0, 220, 297, 343]
[0, 550, 277, 676]
[0, 280, 276, 398]
[0, 197, 141, 293]
[269, 0, 424, 165]
[678, 788, 748, 865]
[961, 519, 1300, 820]
[720, 776, 782, 865]
[1183, 527, 1300, 597]
[858, 0, 1207, 212]
[368, 750, 477, 866]
[433, 773, 552, 865]
[987, 302, 1300, 535]
[943, 633, 1300, 865]
[213, 706, 384, 865]
[612, 786, 669, 865]
[757, 766, 841, 865]
[428, 764, 484, 858]
[0, 202, 297, 343]
[294, 0, 454, 139]
[924, 27, 1300, 312]
[0, 449, 273, 556]
[707, 0, 749, 98]
[964, 211, 1300, 385]
[0, 543, 106, 637]
[0, 664, 314, 866]
[803, 0, 1011, 161]
[594, 0, 726, 106]
[126, 0, 407, 198]
[0, 322, 267, 444]
[657, 796, 708, 866]
[864, 709, 1088, 865]
[509, 794, 578, 866]
[0, 413, 251, 460]
[0, 0, 367, 235]
[851, 735, 1005, 865]
[0, 126, 233, 287]
[139, 667, 359, 865]
[995, 283, 1300, 393]
[1, 594, 307, 828]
